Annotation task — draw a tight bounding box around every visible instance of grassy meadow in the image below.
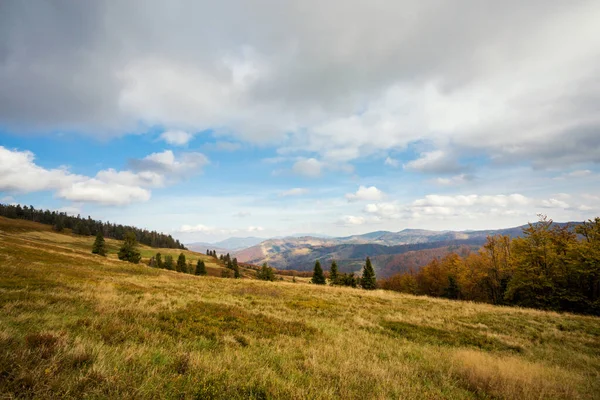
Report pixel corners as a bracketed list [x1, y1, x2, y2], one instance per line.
[1, 217, 599, 399]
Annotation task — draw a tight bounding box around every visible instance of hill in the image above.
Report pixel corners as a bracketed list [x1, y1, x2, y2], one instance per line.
[1, 217, 599, 399]
[233, 224, 580, 277]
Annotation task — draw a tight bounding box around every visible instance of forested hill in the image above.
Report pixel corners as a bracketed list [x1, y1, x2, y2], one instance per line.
[0, 203, 185, 249]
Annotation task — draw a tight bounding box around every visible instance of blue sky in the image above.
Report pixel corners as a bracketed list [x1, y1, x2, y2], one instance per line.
[1, 1, 600, 243]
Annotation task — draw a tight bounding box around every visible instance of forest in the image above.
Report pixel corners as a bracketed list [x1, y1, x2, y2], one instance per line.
[380, 216, 600, 315]
[0, 203, 186, 249]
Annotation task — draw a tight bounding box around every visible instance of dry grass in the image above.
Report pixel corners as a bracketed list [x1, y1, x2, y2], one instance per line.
[1, 216, 599, 399]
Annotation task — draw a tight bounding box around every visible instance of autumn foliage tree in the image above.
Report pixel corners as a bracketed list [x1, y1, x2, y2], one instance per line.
[380, 215, 600, 315]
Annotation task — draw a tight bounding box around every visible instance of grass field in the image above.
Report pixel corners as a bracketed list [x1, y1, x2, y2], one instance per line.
[1, 217, 599, 399]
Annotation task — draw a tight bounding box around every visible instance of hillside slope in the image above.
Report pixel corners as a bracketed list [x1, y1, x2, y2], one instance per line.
[1, 218, 599, 399]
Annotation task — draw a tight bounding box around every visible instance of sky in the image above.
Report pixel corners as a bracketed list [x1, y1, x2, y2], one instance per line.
[1, 0, 600, 243]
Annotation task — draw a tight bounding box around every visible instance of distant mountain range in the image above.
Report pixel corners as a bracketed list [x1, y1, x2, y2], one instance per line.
[187, 237, 266, 253]
[187, 222, 577, 278]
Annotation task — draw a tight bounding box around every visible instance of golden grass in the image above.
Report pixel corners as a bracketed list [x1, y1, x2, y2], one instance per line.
[1, 216, 599, 399]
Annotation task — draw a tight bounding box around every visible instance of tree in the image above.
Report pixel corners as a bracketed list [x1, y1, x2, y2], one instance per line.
[118, 231, 141, 264]
[176, 253, 187, 273]
[361, 257, 377, 290]
[233, 263, 241, 279]
[257, 262, 275, 281]
[164, 255, 174, 270]
[329, 260, 339, 285]
[155, 253, 163, 269]
[311, 260, 326, 285]
[53, 217, 64, 232]
[196, 260, 207, 276]
[92, 231, 107, 256]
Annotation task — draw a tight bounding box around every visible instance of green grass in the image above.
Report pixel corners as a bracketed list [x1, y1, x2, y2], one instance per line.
[1, 217, 599, 399]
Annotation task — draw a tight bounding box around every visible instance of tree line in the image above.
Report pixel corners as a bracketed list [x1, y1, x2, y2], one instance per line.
[380, 216, 600, 315]
[309, 257, 377, 289]
[1, 203, 185, 249]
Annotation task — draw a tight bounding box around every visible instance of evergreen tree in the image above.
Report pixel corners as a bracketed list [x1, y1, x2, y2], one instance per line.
[92, 231, 107, 256]
[443, 276, 461, 299]
[361, 257, 377, 290]
[53, 217, 64, 232]
[195, 260, 207, 276]
[233, 263, 241, 279]
[164, 255, 174, 270]
[155, 253, 163, 269]
[176, 253, 187, 272]
[257, 262, 275, 281]
[118, 231, 141, 263]
[311, 260, 326, 285]
[329, 260, 339, 285]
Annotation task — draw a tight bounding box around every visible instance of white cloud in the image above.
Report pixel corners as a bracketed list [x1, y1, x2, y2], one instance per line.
[0, 146, 207, 206]
[346, 186, 385, 202]
[404, 150, 463, 174]
[130, 150, 209, 176]
[178, 224, 215, 233]
[554, 170, 592, 180]
[280, 188, 309, 197]
[540, 198, 570, 209]
[292, 158, 323, 178]
[233, 211, 251, 218]
[384, 157, 399, 167]
[338, 215, 366, 226]
[160, 130, 193, 146]
[247, 226, 264, 232]
[433, 174, 474, 186]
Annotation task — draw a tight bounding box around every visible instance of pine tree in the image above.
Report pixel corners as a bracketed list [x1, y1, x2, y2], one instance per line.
[118, 231, 141, 263]
[257, 262, 275, 281]
[329, 260, 339, 285]
[311, 260, 326, 285]
[361, 257, 377, 290]
[92, 231, 107, 256]
[155, 253, 163, 269]
[164, 255, 174, 270]
[233, 263, 241, 279]
[176, 253, 187, 272]
[195, 260, 207, 276]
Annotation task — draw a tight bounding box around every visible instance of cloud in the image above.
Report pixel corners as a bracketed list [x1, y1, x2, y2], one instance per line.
[233, 211, 251, 218]
[176, 223, 263, 234]
[554, 169, 592, 180]
[129, 150, 209, 176]
[0, 146, 206, 205]
[292, 158, 322, 178]
[57, 181, 151, 205]
[338, 215, 366, 226]
[384, 157, 399, 167]
[280, 188, 309, 197]
[540, 198, 570, 209]
[160, 130, 194, 146]
[1, 1, 600, 173]
[432, 174, 475, 186]
[404, 150, 464, 174]
[178, 224, 215, 233]
[346, 186, 384, 202]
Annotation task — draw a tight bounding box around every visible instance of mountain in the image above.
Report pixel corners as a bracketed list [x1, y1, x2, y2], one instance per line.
[187, 236, 266, 252]
[234, 225, 538, 278]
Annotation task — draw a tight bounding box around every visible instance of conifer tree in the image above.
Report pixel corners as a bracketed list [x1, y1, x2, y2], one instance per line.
[118, 231, 141, 263]
[311, 260, 326, 285]
[164, 255, 174, 270]
[195, 260, 207, 275]
[257, 262, 275, 281]
[361, 257, 377, 290]
[155, 253, 163, 269]
[329, 260, 339, 285]
[233, 263, 241, 279]
[92, 231, 107, 256]
[176, 253, 187, 272]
